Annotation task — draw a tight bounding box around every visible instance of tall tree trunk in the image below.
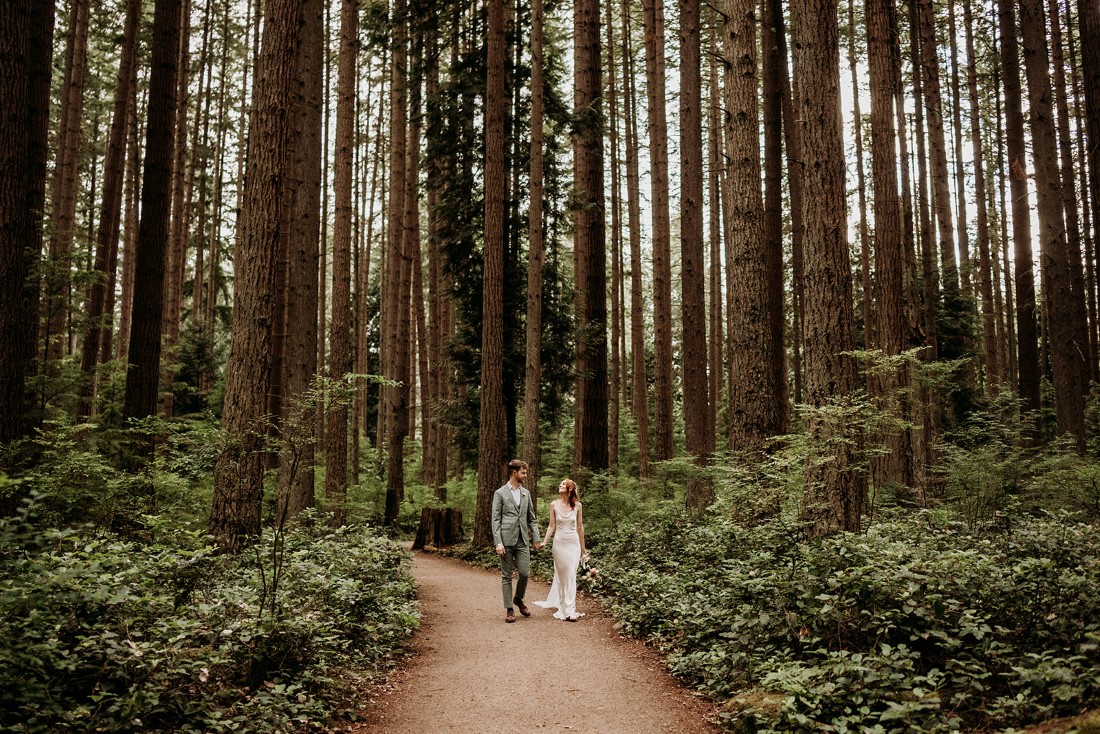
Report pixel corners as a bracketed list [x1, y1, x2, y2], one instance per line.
[725, 0, 782, 452]
[917, 0, 964, 364]
[42, 0, 90, 365]
[523, 0, 546, 496]
[606, 0, 622, 474]
[1068, 7, 1099, 383]
[998, 0, 1042, 435]
[325, 0, 358, 524]
[116, 86, 143, 364]
[316, 0, 330, 450]
[770, 0, 804, 406]
[411, 50, 429, 483]
[963, 0, 999, 391]
[994, 47, 1019, 392]
[356, 52, 385, 458]
[622, 0, 650, 476]
[278, 0, 323, 520]
[425, 22, 449, 494]
[163, 0, 199, 420]
[866, 0, 913, 489]
[77, 0, 141, 420]
[23, 0, 55, 430]
[947, 1, 971, 297]
[0, 0, 54, 444]
[708, 20, 725, 444]
[909, 0, 942, 483]
[1020, 0, 1087, 447]
[209, 0, 303, 550]
[642, 0, 675, 461]
[475, 0, 509, 546]
[1049, 0, 1092, 378]
[681, 0, 711, 503]
[383, 0, 409, 525]
[793, 0, 865, 537]
[1082, 0, 1100, 314]
[123, 0, 182, 422]
[849, 0, 873, 354]
[574, 0, 609, 472]
[403, 32, 422, 472]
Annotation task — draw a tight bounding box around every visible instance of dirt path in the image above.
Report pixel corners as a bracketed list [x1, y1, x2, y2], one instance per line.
[354, 550, 721, 734]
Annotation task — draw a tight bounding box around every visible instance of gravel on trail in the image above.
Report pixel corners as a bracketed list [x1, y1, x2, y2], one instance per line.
[353, 549, 721, 734]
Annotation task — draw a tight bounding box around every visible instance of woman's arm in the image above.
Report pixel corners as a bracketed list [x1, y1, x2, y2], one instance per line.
[576, 504, 585, 555]
[542, 502, 556, 546]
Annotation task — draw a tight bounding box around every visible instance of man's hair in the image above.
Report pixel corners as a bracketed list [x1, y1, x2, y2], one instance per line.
[507, 459, 528, 477]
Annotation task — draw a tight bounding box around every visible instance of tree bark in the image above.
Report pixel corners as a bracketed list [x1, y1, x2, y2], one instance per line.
[116, 85, 143, 364]
[209, 0, 303, 550]
[947, 1, 971, 297]
[681, 0, 711, 502]
[963, 0, 999, 391]
[42, 0, 90, 365]
[1048, 0, 1092, 378]
[916, 0, 965, 363]
[998, 0, 1042, 434]
[475, 0, 509, 546]
[573, 0, 609, 472]
[607, 0, 622, 474]
[792, 0, 866, 537]
[1068, 7, 1098, 383]
[725, 0, 783, 453]
[325, 0, 358, 524]
[642, 0, 675, 461]
[162, 0, 197, 420]
[0, 0, 54, 444]
[866, 0, 913, 489]
[278, 0, 323, 520]
[708, 20, 725, 444]
[849, 0, 873, 355]
[1019, 0, 1087, 447]
[770, 0, 804, 406]
[1082, 0, 1100, 325]
[77, 0, 141, 421]
[123, 0, 182, 422]
[383, 0, 409, 525]
[523, 0, 546, 496]
[622, 0, 650, 477]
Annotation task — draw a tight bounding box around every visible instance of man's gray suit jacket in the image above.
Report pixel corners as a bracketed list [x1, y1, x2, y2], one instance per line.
[491, 484, 539, 548]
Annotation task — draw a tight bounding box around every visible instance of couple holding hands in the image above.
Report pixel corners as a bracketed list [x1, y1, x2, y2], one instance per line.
[492, 459, 586, 623]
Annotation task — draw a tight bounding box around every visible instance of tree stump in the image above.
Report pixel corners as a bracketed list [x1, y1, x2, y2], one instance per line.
[412, 507, 465, 549]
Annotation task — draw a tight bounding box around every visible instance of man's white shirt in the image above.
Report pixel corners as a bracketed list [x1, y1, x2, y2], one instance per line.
[510, 485, 521, 506]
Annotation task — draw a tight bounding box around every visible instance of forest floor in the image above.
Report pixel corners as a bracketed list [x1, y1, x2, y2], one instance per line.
[348, 549, 721, 734]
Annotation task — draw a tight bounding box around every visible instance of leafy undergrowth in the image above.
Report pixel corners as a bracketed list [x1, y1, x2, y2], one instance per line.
[0, 502, 419, 733]
[592, 510, 1100, 733]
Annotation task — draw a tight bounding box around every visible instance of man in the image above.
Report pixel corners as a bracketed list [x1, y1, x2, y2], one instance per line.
[492, 458, 542, 623]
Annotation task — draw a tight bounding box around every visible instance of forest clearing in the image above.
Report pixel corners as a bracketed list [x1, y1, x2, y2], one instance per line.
[3, 0, 1100, 730]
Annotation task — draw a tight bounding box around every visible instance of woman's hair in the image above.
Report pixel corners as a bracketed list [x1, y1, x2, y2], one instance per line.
[562, 478, 578, 508]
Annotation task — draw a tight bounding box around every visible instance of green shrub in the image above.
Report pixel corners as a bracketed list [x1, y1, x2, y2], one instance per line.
[593, 510, 1100, 733]
[0, 499, 418, 733]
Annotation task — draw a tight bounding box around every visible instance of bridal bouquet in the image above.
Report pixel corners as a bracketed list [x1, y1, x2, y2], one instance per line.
[578, 554, 600, 588]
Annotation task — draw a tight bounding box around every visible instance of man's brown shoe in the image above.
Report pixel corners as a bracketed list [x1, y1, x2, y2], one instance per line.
[513, 598, 531, 617]
[505, 609, 516, 623]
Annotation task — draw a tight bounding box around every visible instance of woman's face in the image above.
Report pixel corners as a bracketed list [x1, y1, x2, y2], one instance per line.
[558, 481, 569, 495]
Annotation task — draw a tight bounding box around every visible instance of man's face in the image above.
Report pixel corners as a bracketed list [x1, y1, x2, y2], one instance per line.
[516, 467, 528, 483]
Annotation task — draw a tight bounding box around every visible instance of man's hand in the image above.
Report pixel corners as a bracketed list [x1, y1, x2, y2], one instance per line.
[495, 544, 505, 556]
[534, 542, 544, 551]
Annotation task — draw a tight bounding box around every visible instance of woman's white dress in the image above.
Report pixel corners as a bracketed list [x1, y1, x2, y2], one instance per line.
[534, 502, 583, 620]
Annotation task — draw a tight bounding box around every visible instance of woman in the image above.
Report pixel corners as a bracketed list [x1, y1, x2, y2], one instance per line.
[534, 478, 586, 621]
